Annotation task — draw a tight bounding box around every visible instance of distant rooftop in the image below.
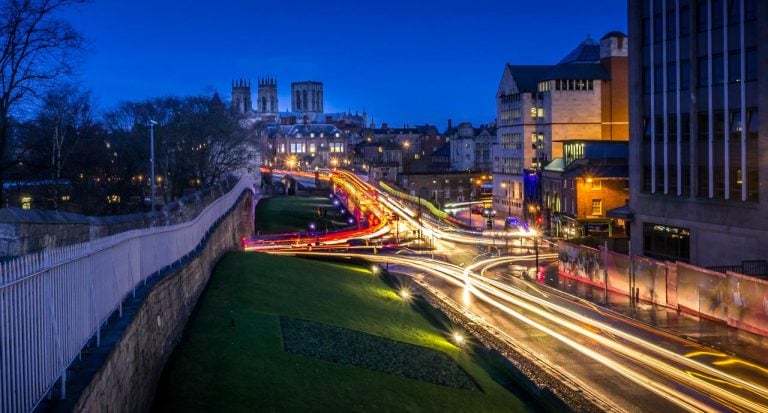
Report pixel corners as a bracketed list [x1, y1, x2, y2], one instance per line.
[558, 35, 601, 64]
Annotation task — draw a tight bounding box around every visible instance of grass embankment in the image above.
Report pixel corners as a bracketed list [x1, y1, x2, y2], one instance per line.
[154, 253, 530, 412]
[255, 195, 350, 234]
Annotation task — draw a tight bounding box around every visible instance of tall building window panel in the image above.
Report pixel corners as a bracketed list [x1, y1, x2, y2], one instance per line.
[654, 12, 664, 41]
[643, 66, 652, 94]
[681, 113, 692, 195]
[667, 9, 677, 39]
[728, 52, 741, 82]
[680, 60, 691, 89]
[696, 112, 710, 197]
[712, 53, 725, 84]
[728, 111, 742, 200]
[642, 116, 653, 192]
[697, 58, 708, 87]
[744, 0, 756, 20]
[696, 0, 708, 32]
[668, 114, 679, 194]
[667, 62, 678, 90]
[712, 111, 726, 198]
[680, 4, 691, 37]
[745, 48, 757, 81]
[746, 109, 759, 201]
[655, 115, 665, 191]
[712, 0, 724, 28]
[727, 0, 740, 22]
[643, 222, 691, 262]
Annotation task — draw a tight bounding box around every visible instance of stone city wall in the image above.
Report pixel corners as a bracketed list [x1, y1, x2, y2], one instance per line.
[70, 191, 254, 413]
[0, 180, 236, 258]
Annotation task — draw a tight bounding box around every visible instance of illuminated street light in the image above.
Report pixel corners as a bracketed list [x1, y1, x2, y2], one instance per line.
[399, 288, 412, 300]
[452, 332, 465, 346]
[371, 265, 380, 275]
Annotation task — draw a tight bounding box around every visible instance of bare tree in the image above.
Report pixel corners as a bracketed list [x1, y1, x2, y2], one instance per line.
[42, 85, 92, 208]
[0, 0, 86, 206]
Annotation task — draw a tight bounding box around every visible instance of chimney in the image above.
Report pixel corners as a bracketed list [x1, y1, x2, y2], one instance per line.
[447, 119, 452, 130]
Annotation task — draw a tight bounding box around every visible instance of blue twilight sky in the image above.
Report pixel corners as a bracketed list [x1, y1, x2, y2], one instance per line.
[63, 0, 627, 127]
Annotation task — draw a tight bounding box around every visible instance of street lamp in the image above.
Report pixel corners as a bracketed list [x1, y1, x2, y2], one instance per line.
[149, 120, 158, 225]
[469, 178, 474, 230]
[531, 228, 540, 278]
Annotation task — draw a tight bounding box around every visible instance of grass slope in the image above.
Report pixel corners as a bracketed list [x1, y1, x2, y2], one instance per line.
[154, 253, 529, 412]
[255, 195, 349, 234]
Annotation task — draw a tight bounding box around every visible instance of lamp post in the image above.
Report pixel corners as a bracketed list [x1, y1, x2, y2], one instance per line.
[149, 120, 158, 225]
[534, 232, 539, 277]
[469, 178, 474, 230]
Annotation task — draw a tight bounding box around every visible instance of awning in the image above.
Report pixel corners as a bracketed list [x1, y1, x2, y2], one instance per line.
[607, 204, 633, 220]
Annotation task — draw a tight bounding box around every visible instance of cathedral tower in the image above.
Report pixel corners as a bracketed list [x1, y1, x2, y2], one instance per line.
[257, 77, 278, 114]
[291, 81, 323, 115]
[231, 79, 252, 116]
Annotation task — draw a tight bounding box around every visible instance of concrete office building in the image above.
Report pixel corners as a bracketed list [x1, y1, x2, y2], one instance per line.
[627, 0, 766, 265]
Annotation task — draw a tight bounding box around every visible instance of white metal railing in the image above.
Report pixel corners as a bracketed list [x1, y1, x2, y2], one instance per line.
[0, 177, 255, 413]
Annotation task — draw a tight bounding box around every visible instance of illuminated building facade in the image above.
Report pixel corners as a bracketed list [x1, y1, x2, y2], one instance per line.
[493, 32, 629, 222]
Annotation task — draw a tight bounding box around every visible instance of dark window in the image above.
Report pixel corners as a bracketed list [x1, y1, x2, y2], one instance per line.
[712, 0, 724, 27]
[697, 1, 708, 31]
[697, 58, 708, 87]
[643, 17, 651, 45]
[667, 63, 677, 89]
[666, 11, 676, 38]
[728, 52, 741, 82]
[643, 223, 690, 262]
[728, 0, 740, 22]
[681, 113, 692, 195]
[654, 13, 664, 40]
[746, 48, 757, 81]
[654, 64, 664, 90]
[680, 6, 690, 36]
[745, 0, 756, 20]
[746, 109, 759, 201]
[712, 53, 724, 84]
[680, 60, 691, 89]
[643, 66, 652, 94]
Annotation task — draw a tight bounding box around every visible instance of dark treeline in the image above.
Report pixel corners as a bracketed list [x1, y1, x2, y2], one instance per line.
[0, 0, 249, 215]
[6, 89, 249, 215]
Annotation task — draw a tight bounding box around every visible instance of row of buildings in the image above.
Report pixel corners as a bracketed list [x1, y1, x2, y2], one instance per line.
[235, 0, 766, 269]
[487, 0, 766, 268]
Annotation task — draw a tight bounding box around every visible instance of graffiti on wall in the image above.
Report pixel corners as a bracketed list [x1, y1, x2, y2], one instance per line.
[558, 242, 604, 284]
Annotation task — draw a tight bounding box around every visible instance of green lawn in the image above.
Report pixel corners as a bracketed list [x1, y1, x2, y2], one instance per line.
[255, 195, 350, 234]
[153, 253, 531, 412]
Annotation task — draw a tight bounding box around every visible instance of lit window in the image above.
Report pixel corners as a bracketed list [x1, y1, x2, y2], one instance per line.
[21, 196, 31, 210]
[591, 199, 602, 215]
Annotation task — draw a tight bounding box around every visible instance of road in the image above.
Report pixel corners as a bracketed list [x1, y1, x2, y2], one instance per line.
[255, 170, 768, 412]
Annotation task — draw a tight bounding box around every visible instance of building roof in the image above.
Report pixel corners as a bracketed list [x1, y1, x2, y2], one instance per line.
[601, 31, 627, 40]
[606, 203, 633, 220]
[543, 157, 566, 172]
[561, 158, 628, 179]
[371, 124, 438, 135]
[505, 64, 553, 93]
[431, 145, 450, 157]
[558, 36, 601, 64]
[541, 63, 610, 81]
